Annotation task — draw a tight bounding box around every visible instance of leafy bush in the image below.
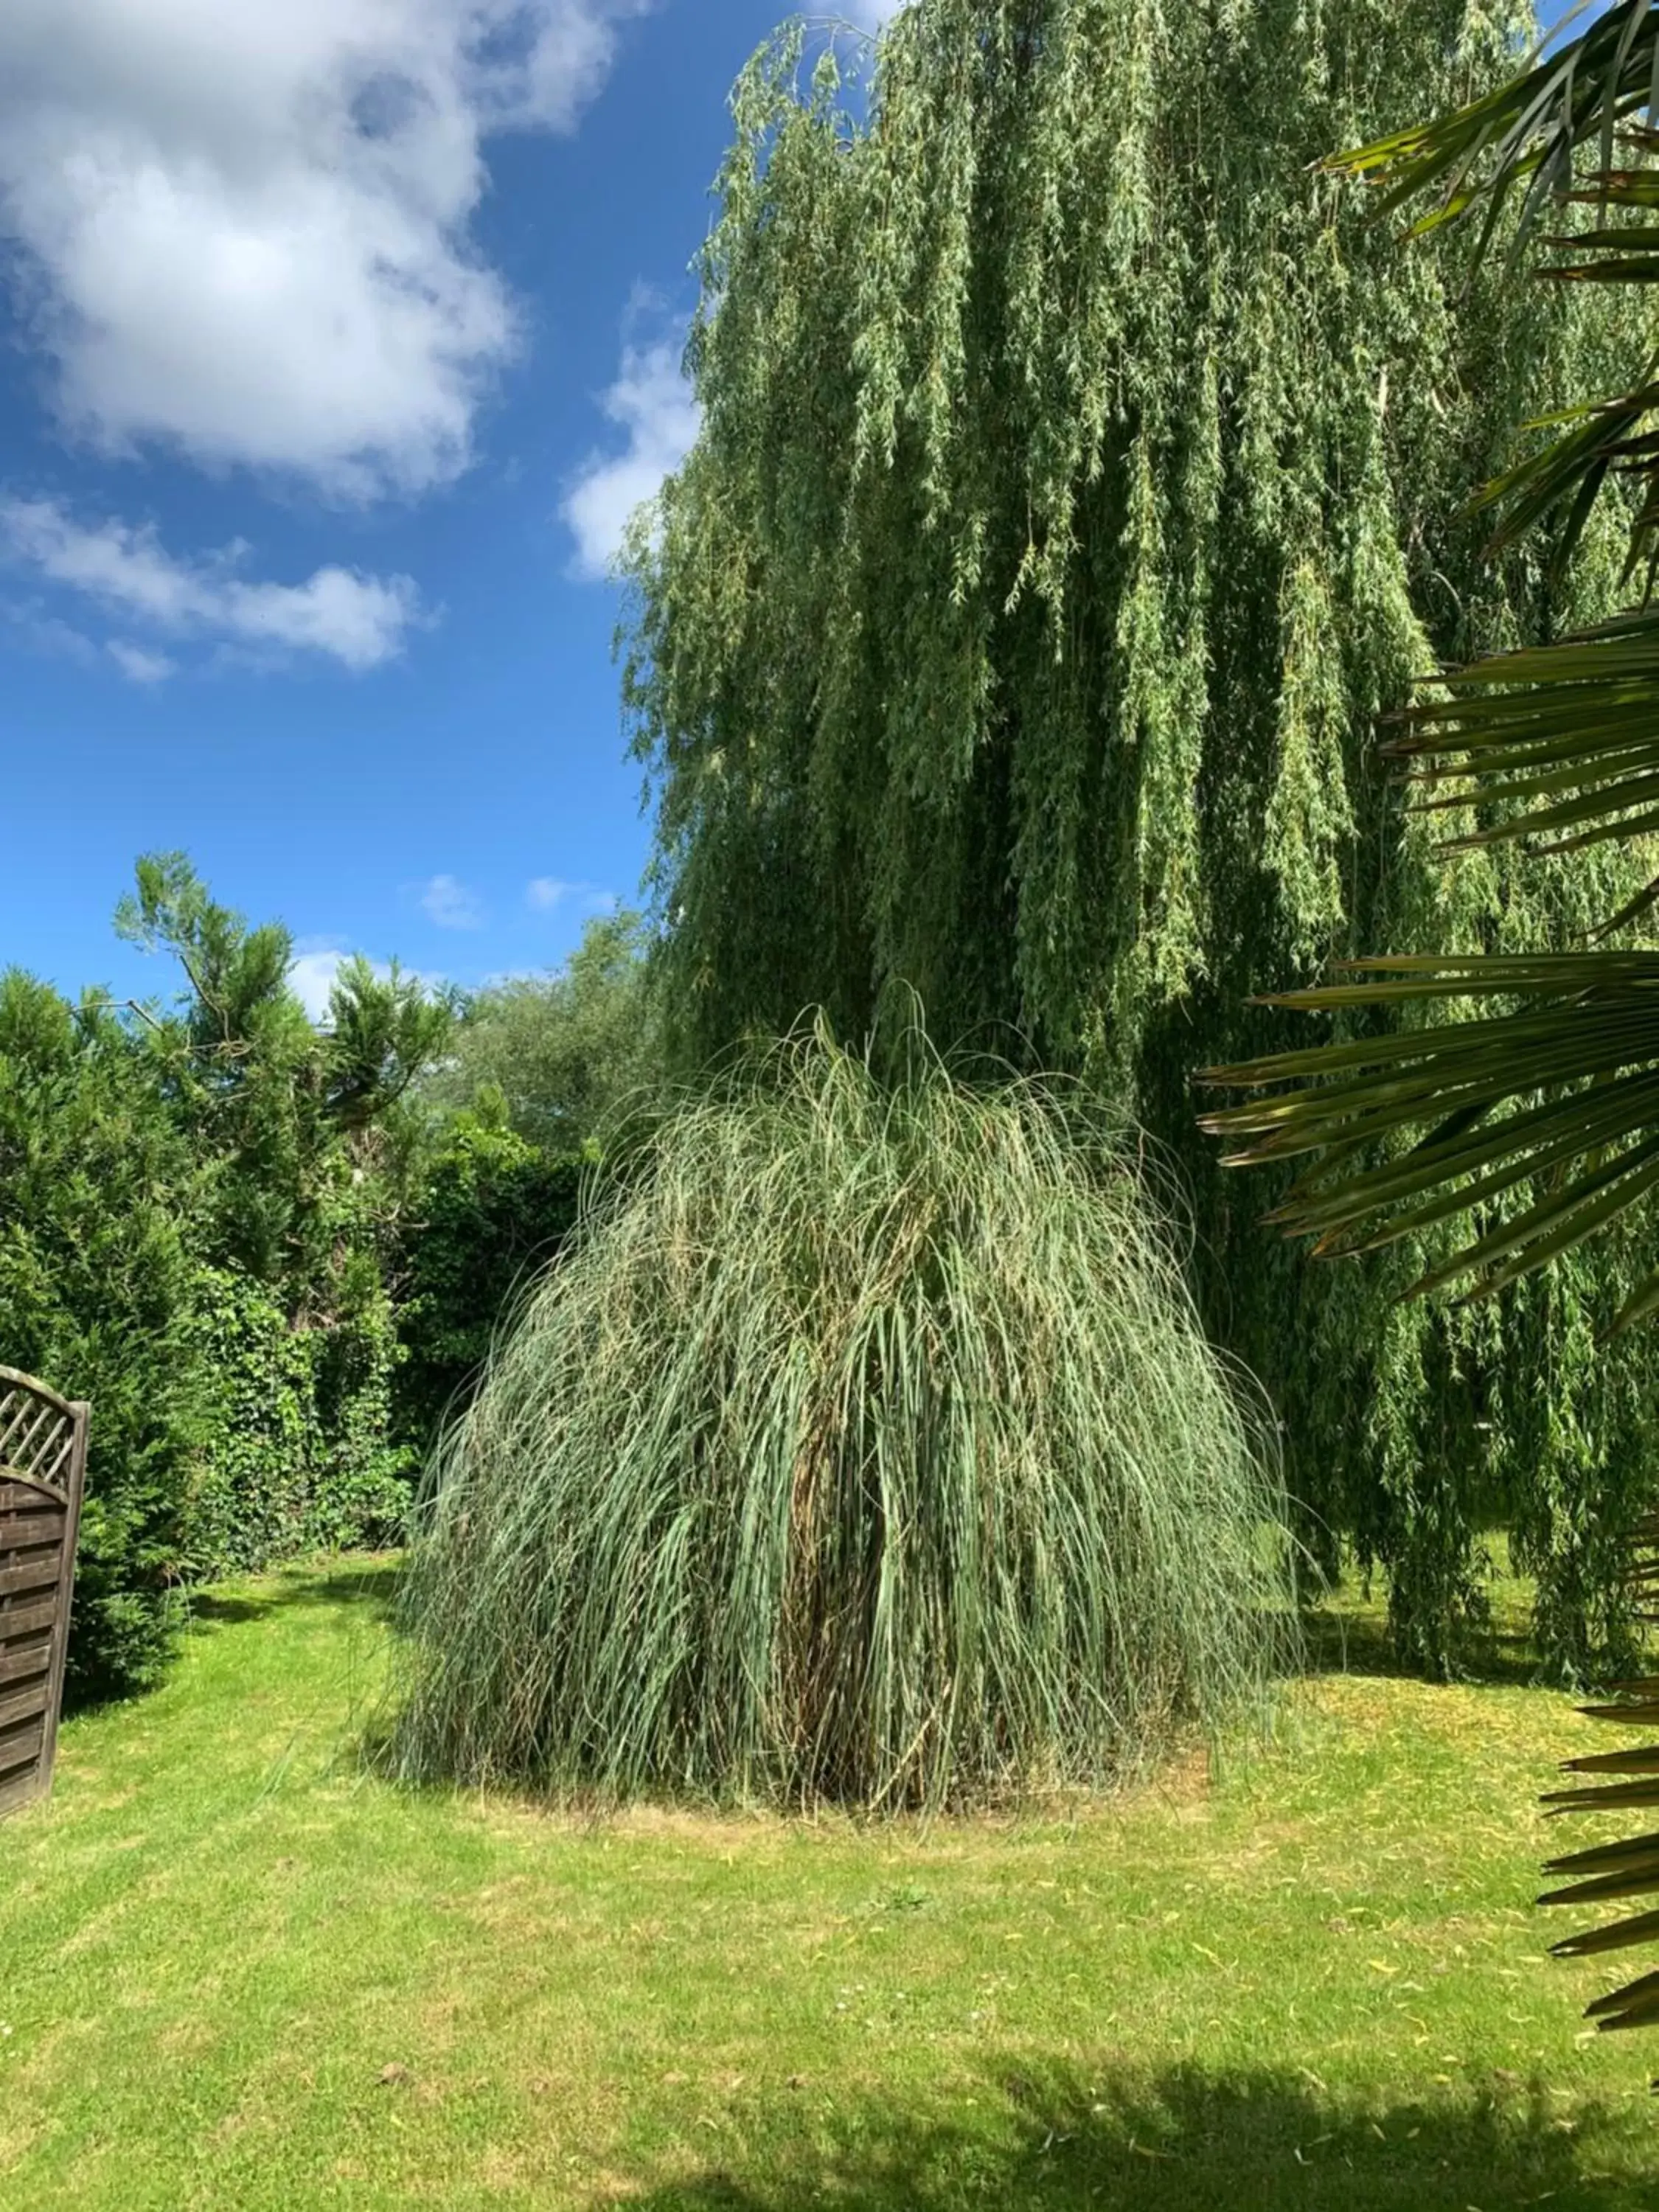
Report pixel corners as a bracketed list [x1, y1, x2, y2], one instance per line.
[421, 911, 658, 1154]
[111, 854, 445, 1585]
[0, 973, 205, 1701]
[392, 1102, 583, 1451]
[0, 859, 450, 1703]
[390, 1027, 1292, 1809]
[187, 1269, 413, 1578]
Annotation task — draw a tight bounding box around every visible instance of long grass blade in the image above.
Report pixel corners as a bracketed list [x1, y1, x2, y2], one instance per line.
[387, 1023, 1293, 1810]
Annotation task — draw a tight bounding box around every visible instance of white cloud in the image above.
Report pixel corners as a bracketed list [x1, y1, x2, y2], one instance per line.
[288, 944, 442, 1021]
[563, 336, 699, 580]
[0, 1, 646, 497]
[105, 639, 175, 684]
[0, 497, 421, 670]
[526, 875, 616, 913]
[288, 947, 358, 1022]
[420, 872, 484, 928]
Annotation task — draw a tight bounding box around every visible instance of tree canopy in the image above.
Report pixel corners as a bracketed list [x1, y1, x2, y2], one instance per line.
[622, 0, 1654, 1672]
[423, 910, 658, 1155]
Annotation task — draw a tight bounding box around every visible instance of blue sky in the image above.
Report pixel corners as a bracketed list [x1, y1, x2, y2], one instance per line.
[0, 4, 1586, 1015]
[0, 2, 886, 1015]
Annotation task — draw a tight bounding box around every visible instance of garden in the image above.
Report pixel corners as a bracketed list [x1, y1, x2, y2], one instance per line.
[9, 1, 1659, 2205]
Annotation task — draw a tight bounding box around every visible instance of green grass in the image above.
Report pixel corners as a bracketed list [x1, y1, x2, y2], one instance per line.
[3, 1557, 1657, 2210]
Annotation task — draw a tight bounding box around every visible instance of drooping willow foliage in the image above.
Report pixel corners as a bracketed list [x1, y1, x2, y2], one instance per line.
[620, 0, 1659, 1677]
[389, 1026, 1290, 1808]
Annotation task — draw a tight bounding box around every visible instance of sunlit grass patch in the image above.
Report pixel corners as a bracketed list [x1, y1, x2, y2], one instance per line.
[1, 1557, 1656, 2207]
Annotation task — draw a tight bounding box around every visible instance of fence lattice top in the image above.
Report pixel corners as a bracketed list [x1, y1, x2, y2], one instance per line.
[0, 1369, 80, 1498]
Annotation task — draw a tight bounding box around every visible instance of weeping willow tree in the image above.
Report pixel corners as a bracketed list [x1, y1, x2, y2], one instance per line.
[1193, 3, 1659, 2053]
[621, 0, 1658, 1675]
[390, 1026, 1289, 1808]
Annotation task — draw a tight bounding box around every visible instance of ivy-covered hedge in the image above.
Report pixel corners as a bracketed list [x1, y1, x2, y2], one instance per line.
[393, 1106, 584, 1451]
[0, 974, 205, 1702]
[187, 1268, 414, 1579]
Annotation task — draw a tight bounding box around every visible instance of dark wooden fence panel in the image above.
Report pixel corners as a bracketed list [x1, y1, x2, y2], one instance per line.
[0, 1370, 88, 1819]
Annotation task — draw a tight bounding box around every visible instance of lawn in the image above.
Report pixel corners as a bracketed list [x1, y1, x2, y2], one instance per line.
[1, 1559, 1656, 2209]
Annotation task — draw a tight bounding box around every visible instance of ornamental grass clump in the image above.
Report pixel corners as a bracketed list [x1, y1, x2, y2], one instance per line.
[389, 1027, 1292, 1808]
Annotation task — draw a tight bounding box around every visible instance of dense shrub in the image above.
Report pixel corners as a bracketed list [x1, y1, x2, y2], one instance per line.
[392, 1102, 583, 1451]
[391, 1029, 1291, 1809]
[187, 1269, 413, 1578]
[111, 855, 446, 1592]
[0, 860, 455, 1700]
[0, 973, 205, 1701]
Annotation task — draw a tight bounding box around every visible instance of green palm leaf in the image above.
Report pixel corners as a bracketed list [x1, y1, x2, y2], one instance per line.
[1331, 3, 1659, 255]
[1333, 10, 1659, 576]
[1538, 1517, 1659, 2055]
[1199, 955, 1659, 1323]
[1202, 10, 1659, 1322]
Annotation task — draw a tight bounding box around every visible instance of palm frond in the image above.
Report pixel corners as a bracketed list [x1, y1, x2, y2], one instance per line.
[1541, 1515, 1659, 2061]
[1198, 955, 1659, 1324]
[1331, 10, 1659, 572]
[1330, 4, 1659, 257]
[1379, 602, 1659, 902]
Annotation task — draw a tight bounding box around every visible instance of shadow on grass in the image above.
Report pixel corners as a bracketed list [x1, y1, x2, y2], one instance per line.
[1299, 1607, 1539, 1689]
[1297, 1567, 1544, 1689]
[616, 2060, 1643, 2211]
[189, 1555, 402, 1631]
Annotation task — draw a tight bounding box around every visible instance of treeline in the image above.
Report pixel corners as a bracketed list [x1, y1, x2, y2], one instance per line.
[1, 855, 652, 1701]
